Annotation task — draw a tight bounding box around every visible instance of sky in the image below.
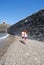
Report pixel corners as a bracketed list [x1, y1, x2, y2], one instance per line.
[0, 0, 44, 25]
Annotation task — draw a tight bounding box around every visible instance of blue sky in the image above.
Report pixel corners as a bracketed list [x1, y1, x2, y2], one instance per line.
[0, 0, 44, 25]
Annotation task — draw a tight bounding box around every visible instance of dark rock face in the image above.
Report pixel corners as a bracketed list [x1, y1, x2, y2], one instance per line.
[7, 9, 44, 41]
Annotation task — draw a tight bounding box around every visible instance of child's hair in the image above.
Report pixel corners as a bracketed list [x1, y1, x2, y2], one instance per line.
[23, 30, 28, 33]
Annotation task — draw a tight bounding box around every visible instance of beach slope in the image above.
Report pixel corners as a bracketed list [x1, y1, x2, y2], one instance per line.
[0, 34, 15, 60]
[0, 36, 44, 65]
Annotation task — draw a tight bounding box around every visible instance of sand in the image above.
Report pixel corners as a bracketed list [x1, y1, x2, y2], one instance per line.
[0, 34, 15, 60]
[0, 36, 44, 65]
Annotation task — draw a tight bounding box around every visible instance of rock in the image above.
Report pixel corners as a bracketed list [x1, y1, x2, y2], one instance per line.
[7, 9, 44, 41]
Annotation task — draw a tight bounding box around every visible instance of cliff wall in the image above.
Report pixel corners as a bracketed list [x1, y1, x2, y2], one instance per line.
[7, 9, 44, 41]
[0, 24, 10, 33]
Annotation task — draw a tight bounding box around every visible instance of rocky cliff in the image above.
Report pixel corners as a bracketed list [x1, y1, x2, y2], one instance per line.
[0, 23, 10, 33]
[7, 9, 44, 41]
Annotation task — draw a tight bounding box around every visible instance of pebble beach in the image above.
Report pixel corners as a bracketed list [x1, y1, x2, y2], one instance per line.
[0, 36, 44, 65]
[0, 34, 15, 60]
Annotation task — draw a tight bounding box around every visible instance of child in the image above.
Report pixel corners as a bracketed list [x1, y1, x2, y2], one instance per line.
[21, 31, 25, 39]
[24, 31, 28, 39]
[21, 30, 28, 40]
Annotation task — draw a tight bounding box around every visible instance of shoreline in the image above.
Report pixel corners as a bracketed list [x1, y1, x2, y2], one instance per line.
[0, 34, 9, 40]
[0, 34, 15, 60]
